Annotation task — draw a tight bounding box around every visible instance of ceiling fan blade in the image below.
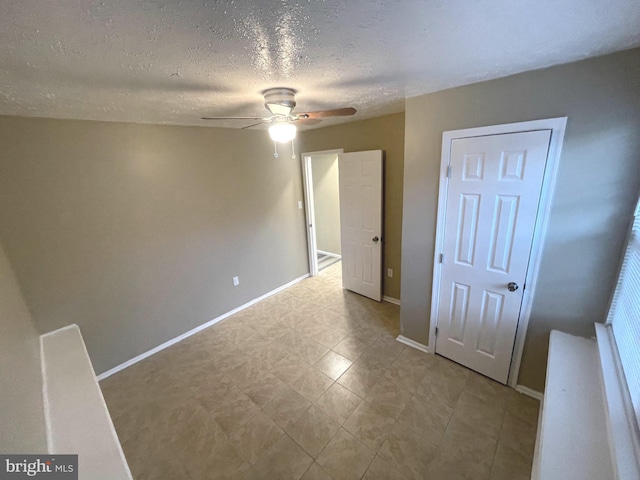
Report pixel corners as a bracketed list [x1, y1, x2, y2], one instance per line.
[292, 117, 323, 126]
[201, 116, 265, 120]
[297, 107, 356, 119]
[241, 121, 268, 129]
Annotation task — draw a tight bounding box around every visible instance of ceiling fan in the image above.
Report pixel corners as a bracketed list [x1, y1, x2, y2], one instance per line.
[201, 87, 357, 145]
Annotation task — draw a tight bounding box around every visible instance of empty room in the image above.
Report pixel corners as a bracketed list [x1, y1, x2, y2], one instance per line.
[1, 1, 640, 479]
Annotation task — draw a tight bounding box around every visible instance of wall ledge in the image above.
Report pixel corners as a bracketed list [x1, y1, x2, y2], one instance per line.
[41, 324, 132, 480]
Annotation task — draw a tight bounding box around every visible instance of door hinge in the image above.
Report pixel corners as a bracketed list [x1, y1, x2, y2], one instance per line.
[435, 327, 439, 337]
[446, 165, 452, 178]
[439, 253, 444, 263]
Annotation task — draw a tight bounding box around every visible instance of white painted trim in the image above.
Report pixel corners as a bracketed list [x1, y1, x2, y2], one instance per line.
[302, 155, 318, 277]
[317, 249, 341, 259]
[71, 325, 134, 479]
[383, 296, 401, 306]
[41, 323, 79, 338]
[428, 117, 567, 390]
[39, 334, 53, 453]
[301, 149, 344, 278]
[42, 325, 133, 479]
[595, 323, 640, 480]
[396, 335, 429, 353]
[97, 273, 309, 380]
[515, 384, 544, 402]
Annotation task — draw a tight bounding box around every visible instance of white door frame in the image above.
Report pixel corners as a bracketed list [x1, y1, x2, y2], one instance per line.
[302, 149, 344, 276]
[429, 117, 567, 388]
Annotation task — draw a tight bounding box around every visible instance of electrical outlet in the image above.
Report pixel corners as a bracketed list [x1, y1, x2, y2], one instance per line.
[387, 268, 393, 277]
[297, 200, 303, 209]
[233, 276, 239, 286]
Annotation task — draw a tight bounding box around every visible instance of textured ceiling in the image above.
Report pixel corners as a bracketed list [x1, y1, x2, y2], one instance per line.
[0, 0, 639, 129]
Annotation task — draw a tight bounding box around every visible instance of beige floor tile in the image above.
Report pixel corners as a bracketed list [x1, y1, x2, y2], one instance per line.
[363, 455, 408, 480]
[242, 372, 290, 407]
[464, 374, 512, 410]
[227, 357, 271, 390]
[111, 397, 167, 445]
[314, 351, 353, 380]
[490, 442, 533, 480]
[229, 410, 285, 465]
[343, 401, 396, 451]
[249, 435, 313, 480]
[300, 462, 335, 480]
[498, 411, 537, 458]
[344, 325, 380, 346]
[195, 381, 246, 416]
[449, 390, 506, 440]
[165, 401, 229, 460]
[184, 440, 251, 480]
[286, 405, 341, 458]
[506, 391, 540, 426]
[271, 353, 311, 385]
[127, 445, 191, 480]
[291, 367, 335, 402]
[426, 418, 498, 480]
[262, 385, 312, 429]
[397, 395, 452, 435]
[121, 423, 185, 480]
[336, 362, 384, 398]
[280, 330, 331, 364]
[383, 362, 428, 393]
[315, 383, 363, 424]
[332, 335, 371, 361]
[364, 376, 413, 420]
[316, 428, 375, 480]
[308, 326, 349, 349]
[212, 393, 260, 435]
[101, 262, 537, 480]
[252, 343, 290, 370]
[414, 373, 466, 410]
[378, 422, 439, 480]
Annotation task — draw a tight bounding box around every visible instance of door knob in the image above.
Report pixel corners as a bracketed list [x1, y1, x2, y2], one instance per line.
[372, 236, 379, 243]
[507, 282, 519, 292]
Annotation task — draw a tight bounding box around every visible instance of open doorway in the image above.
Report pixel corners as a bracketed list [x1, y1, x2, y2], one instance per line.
[302, 149, 344, 276]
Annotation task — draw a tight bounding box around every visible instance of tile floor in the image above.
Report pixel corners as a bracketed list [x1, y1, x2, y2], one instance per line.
[100, 262, 539, 480]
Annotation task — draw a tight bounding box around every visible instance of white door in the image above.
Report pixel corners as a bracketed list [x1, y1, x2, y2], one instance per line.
[339, 151, 383, 301]
[435, 130, 552, 383]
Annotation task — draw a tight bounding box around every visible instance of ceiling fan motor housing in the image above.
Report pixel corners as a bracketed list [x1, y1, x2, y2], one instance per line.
[263, 87, 297, 116]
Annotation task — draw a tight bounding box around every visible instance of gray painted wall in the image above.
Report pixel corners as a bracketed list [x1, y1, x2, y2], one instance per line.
[401, 47, 640, 391]
[311, 154, 341, 255]
[0, 117, 309, 374]
[0, 242, 47, 453]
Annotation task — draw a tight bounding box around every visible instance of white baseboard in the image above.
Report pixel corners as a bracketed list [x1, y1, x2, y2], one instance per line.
[317, 249, 341, 259]
[97, 273, 310, 381]
[396, 335, 429, 353]
[383, 296, 400, 305]
[515, 384, 544, 401]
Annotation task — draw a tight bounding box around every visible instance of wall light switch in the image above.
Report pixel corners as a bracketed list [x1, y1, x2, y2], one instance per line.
[233, 276, 239, 286]
[297, 200, 303, 210]
[387, 268, 393, 277]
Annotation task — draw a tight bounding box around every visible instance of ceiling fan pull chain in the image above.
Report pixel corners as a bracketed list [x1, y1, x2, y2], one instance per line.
[273, 141, 279, 158]
[291, 140, 297, 160]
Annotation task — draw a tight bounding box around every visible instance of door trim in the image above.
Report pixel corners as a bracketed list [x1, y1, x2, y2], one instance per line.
[429, 117, 567, 388]
[301, 149, 344, 277]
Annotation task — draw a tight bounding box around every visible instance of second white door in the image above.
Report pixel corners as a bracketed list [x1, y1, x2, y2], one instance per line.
[435, 130, 552, 383]
[339, 150, 383, 301]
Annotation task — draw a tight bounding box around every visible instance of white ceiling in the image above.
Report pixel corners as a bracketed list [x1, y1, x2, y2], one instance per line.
[1, 0, 638, 129]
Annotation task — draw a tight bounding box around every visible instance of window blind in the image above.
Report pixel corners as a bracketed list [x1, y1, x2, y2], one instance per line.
[608, 196, 640, 428]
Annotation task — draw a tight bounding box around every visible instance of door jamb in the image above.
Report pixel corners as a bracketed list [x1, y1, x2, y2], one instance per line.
[429, 117, 567, 388]
[301, 149, 344, 277]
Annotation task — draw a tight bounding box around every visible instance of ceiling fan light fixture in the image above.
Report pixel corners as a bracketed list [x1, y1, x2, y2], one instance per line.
[268, 123, 297, 143]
